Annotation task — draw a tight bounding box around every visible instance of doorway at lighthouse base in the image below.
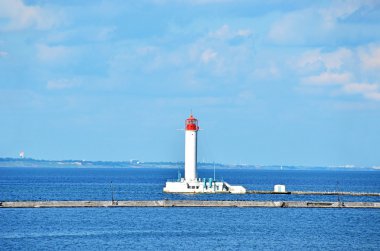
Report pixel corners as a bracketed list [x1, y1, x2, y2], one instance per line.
[163, 178, 246, 194]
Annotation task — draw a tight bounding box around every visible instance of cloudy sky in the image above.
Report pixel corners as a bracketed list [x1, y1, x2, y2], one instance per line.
[1, 0, 380, 166]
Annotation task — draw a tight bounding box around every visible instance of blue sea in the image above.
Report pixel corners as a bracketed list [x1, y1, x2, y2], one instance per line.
[1, 167, 379, 250]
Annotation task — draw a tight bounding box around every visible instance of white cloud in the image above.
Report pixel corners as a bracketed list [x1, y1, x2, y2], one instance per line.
[296, 44, 380, 102]
[302, 74, 380, 101]
[236, 29, 252, 37]
[201, 49, 217, 63]
[209, 24, 252, 40]
[253, 65, 279, 79]
[322, 48, 352, 70]
[343, 83, 378, 93]
[319, 1, 365, 28]
[342, 83, 380, 101]
[302, 72, 351, 85]
[269, 1, 377, 44]
[295, 49, 323, 71]
[296, 48, 352, 72]
[359, 44, 380, 70]
[365, 92, 380, 101]
[37, 44, 72, 62]
[96, 26, 117, 41]
[0, 0, 58, 30]
[209, 24, 230, 39]
[47, 78, 81, 90]
[0, 51, 8, 57]
[268, 8, 328, 44]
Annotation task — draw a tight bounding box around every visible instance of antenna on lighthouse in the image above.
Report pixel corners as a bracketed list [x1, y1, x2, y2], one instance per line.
[177, 165, 181, 181]
[213, 161, 216, 180]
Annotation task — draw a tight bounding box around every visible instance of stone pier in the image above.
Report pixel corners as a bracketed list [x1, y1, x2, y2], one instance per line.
[1, 200, 379, 209]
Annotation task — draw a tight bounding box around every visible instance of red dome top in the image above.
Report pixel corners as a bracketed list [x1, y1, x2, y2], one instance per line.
[185, 114, 199, 131]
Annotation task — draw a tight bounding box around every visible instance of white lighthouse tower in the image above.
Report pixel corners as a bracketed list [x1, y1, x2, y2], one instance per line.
[163, 113, 246, 194]
[184, 114, 198, 181]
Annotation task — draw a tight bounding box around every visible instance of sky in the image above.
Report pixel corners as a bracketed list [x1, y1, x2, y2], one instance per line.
[1, 0, 380, 167]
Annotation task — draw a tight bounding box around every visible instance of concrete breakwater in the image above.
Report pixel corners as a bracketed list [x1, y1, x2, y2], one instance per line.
[246, 190, 380, 196]
[1, 200, 379, 209]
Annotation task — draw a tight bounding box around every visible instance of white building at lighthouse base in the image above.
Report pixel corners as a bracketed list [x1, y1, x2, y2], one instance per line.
[163, 114, 247, 194]
[163, 178, 246, 194]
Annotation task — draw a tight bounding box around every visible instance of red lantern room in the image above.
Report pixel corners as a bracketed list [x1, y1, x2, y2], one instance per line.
[185, 114, 199, 131]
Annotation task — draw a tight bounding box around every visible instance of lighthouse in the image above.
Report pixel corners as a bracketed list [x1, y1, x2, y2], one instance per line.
[185, 114, 198, 181]
[163, 113, 246, 194]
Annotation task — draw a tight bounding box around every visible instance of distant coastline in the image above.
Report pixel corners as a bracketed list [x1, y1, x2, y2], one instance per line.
[0, 158, 378, 171]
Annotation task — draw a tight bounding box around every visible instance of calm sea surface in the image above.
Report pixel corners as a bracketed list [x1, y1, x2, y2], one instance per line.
[0, 167, 379, 250]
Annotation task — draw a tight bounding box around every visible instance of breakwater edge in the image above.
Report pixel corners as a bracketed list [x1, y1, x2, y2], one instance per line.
[1, 200, 379, 209]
